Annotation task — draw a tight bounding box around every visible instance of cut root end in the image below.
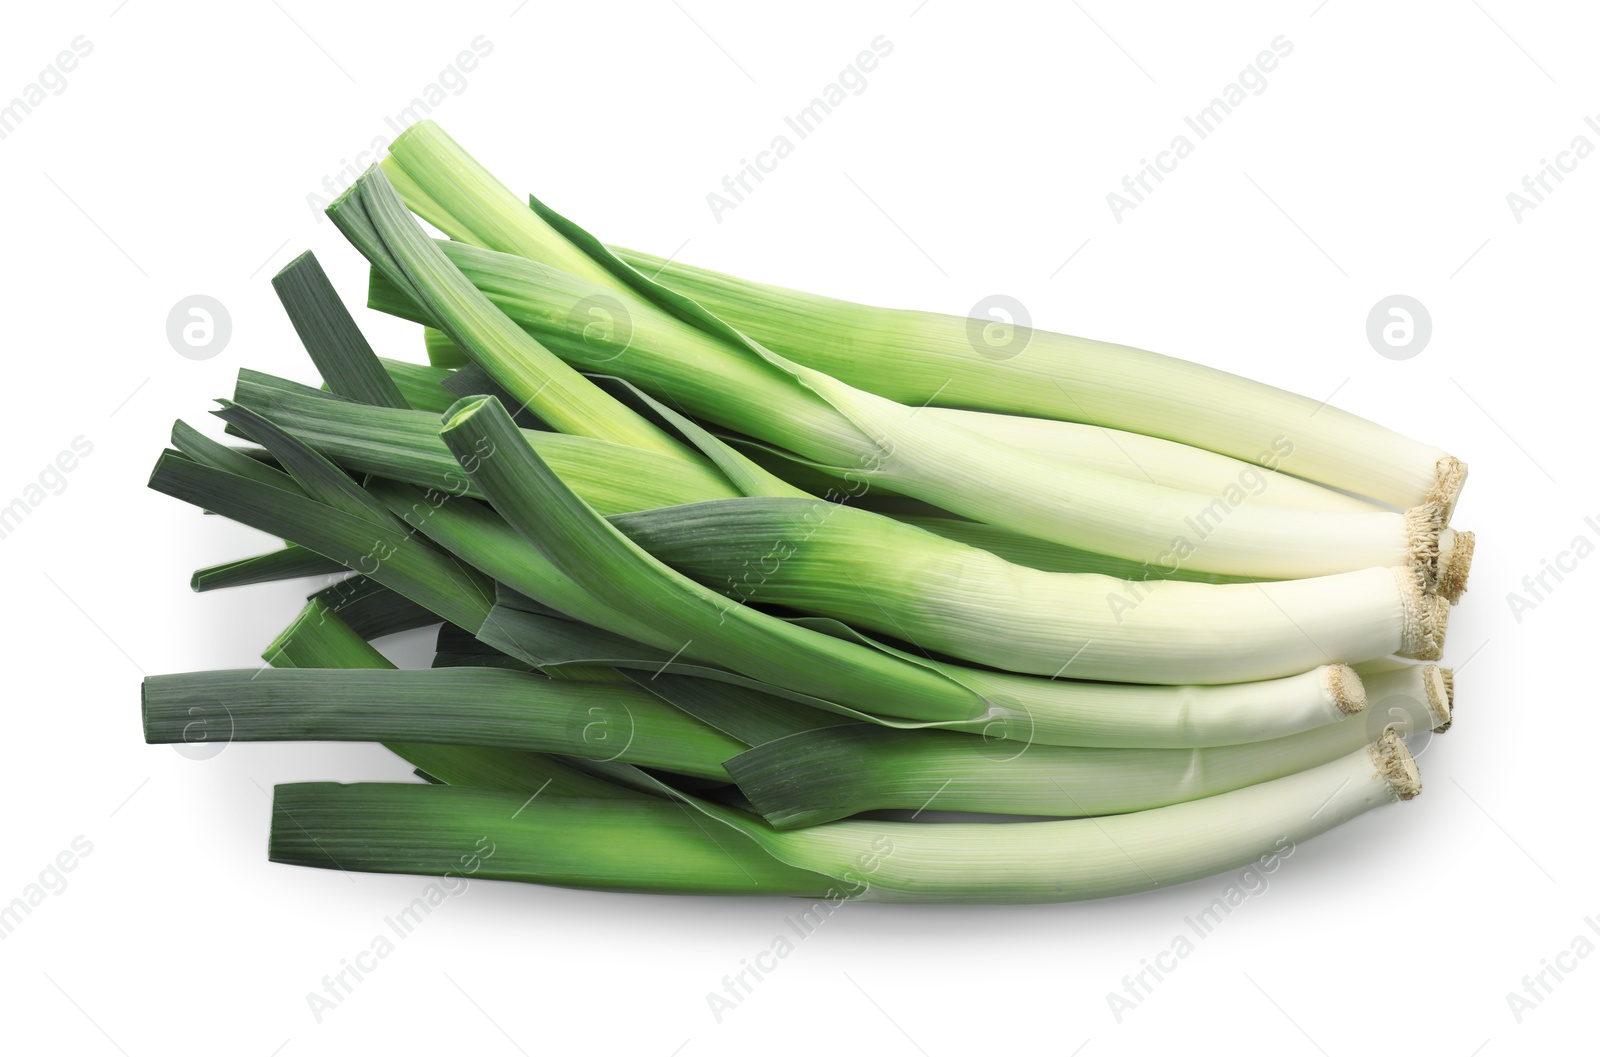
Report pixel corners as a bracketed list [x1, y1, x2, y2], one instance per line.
[1395, 567, 1448, 660]
[1405, 503, 1446, 594]
[1371, 729, 1422, 801]
[1427, 456, 1469, 522]
[1437, 529, 1475, 604]
[1421, 664, 1452, 732]
[1435, 668, 1455, 733]
[1325, 663, 1367, 716]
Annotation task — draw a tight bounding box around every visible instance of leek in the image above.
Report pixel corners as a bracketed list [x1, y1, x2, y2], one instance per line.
[610, 496, 1446, 682]
[704, 734, 1420, 903]
[615, 245, 1466, 516]
[270, 734, 1419, 904]
[727, 664, 1449, 827]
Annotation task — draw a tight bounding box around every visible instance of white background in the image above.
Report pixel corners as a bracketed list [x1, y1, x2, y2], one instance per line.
[0, 1, 1591, 1053]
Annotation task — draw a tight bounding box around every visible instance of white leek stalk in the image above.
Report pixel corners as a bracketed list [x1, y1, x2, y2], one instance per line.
[919, 406, 1381, 514]
[955, 661, 1366, 747]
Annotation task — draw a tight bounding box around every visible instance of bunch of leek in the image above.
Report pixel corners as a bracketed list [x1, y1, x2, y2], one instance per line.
[141, 121, 1471, 903]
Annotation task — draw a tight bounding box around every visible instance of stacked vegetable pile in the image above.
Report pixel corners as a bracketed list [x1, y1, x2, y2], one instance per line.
[142, 121, 1470, 903]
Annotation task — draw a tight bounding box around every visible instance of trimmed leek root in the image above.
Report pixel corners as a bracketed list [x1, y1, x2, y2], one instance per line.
[1437, 528, 1476, 604]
